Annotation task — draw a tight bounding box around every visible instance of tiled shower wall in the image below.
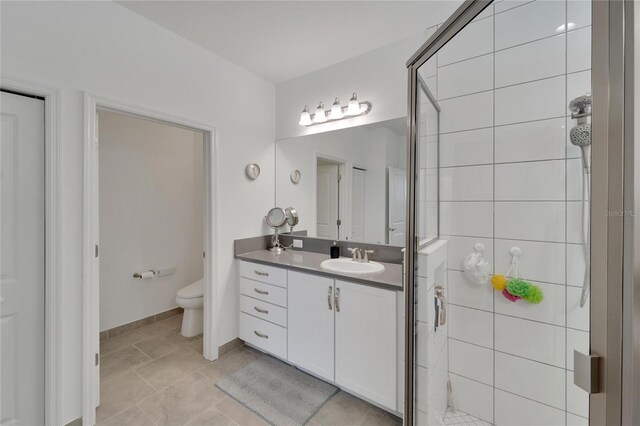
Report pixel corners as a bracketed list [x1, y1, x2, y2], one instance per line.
[422, 1, 592, 424]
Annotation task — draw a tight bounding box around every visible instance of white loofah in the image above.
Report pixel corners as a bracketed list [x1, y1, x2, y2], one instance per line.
[462, 243, 490, 284]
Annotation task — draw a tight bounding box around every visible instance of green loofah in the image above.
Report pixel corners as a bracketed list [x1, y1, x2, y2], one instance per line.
[524, 285, 544, 304]
[506, 278, 531, 298]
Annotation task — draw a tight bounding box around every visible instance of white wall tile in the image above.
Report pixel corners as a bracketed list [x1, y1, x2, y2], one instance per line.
[448, 304, 493, 348]
[567, 413, 589, 426]
[438, 17, 493, 66]
[416, 277, 429, 324]
[567, 158, 588, 201]
[416, 365, 427, 412]
[449, 270, 494, 312]
[567, 286, 589, 331]
[444, 235, 494, 274]
[567, 371, 589, 417]
[567, 243, 587, 288]
[496, 315, 565, 367]
[421, 56, 437, 78]
[440, 128, 494, 167]
[440, 91, 494, 134]
[440, 201, 494, 238]
[567, 70, 591, 115]
[496, 76, 565, 125]
[449, 374, 494, 423]
[495, 281, 566, 326]
[495, 160, 565, 201]
[495, 389, 566, 426]
[568, 27, 591, 74]
[438, 54, 493, 100]
[474, 4, 494, 21]
[416, 320, 428, 368]
[566, 328, 589, 371]
[495, 0, 566, 50]
[495, 202, 565, 242]
[449, 338, 494, 385]
[494, 0, 534, 15]
[495, 34, 565, 88]
[566, 117, 584, 159]
[495, 118, 566, 163]
[425, 76, 437, 99]
[567, 201, 585, 244]
[494, 239, 565, 285]
[495, 352, 566, 409]
[440, 165, 493, 201]
[567, 0, 592, 30]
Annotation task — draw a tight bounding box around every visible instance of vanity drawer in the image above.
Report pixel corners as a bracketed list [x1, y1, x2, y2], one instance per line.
[240, 277, 287, 308]
[240, 295, 287, 328]
[240, 312, 287, 359]
[240, 261, 287, 288]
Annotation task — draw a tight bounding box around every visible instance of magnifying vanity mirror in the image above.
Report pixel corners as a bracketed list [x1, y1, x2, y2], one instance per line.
[275, 117, 407, 247]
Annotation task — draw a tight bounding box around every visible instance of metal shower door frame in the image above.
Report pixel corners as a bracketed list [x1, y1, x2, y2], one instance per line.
[403, 0, 630, 424]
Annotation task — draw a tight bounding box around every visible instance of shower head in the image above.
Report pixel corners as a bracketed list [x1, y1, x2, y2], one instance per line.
[569, 94, 592, 117]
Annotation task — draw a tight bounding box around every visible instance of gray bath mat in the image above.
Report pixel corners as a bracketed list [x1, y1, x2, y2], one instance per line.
[215, 355, 339, 425]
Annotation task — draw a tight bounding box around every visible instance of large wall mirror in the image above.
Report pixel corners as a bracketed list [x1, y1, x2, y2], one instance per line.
[275, 118, 407, 246]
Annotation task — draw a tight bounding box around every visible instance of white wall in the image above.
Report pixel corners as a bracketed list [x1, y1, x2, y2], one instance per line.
[98, 111, 204, 331]
[1, 2, 275, 423]
[276, 29, 436, 141]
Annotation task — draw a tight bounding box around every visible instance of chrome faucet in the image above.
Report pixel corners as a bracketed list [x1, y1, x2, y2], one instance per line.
[363, 250, 374, 263]
[347, 247, 362, 261]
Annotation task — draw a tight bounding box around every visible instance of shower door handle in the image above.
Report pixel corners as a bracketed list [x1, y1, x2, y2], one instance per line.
[574, 351, 600, 393]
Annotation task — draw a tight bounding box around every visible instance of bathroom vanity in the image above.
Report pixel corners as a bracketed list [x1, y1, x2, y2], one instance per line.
[235, 249, 404, 414]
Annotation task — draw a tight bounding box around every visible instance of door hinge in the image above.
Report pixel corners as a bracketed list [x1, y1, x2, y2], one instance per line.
[574, 350, 600, 393]
[95, 353, 100, 366]
[95, 244, 99, 258]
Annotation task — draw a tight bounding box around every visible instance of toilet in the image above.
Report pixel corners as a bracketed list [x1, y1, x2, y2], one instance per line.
[175, 279, 204, 337]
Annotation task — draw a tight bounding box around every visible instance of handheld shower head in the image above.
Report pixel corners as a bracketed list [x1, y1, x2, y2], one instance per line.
[569, 94, 592, 173]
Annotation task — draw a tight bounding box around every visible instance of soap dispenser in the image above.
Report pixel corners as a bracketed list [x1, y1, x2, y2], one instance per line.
[330, 241, 340, 259]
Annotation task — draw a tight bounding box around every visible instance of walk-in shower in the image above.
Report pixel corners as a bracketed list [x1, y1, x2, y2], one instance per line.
[569, 94, 592, 307]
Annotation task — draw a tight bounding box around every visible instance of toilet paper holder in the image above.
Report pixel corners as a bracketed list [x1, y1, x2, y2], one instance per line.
[133, 270, 156, 279]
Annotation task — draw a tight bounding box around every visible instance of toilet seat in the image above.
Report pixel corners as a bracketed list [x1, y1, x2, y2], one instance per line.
[176, 279, 203, 299]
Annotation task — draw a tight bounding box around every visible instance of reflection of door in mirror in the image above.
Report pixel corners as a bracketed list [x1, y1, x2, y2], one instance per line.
[350, 167, 366, 242]
[387, 167, 406, 245]
[316, 161, 340, 239]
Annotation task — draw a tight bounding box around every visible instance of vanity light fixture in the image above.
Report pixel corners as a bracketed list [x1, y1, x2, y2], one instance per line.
[299, 92, 372, 126]
[313, 102, 327, 123]
[298, 106, 312, 126]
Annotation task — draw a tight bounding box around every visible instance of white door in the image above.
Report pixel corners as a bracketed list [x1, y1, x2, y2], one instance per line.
[350, 168, 365, 242]
[388, 167, 406, 246]
[287, 271, 335, 381]
[1, 91, 45, 425]
[316, 164, 339, 239]
[334, 280, 396, 410]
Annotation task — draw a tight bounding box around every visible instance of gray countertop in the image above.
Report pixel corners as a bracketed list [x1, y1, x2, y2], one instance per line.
[236, 249, 404, 291]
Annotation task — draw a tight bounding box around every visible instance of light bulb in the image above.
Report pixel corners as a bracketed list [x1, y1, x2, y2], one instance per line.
[347, 92, 360, 115]
[298, 106, 312, 126]
[313, 102, 327, 123]
[330, 98, 343, 120]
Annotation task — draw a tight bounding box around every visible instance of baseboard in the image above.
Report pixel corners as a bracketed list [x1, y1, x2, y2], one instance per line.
[100, 307, 184, 341]
[219, 337, 244, 356]
[65, 417, 82, 426]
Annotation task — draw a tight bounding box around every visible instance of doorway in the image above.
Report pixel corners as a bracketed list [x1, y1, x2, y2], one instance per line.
[1, 90, 45, 425]
[316, 157, 347, 240]
[83, 95, 217, 426]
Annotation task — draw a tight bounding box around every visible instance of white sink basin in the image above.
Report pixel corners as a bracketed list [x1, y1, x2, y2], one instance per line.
[320, 258, 385, 275]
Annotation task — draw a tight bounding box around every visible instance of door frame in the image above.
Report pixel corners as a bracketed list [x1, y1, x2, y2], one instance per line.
[314, 153, 352, 241]
[404, 0, 630, 424]
[0, 77, 62, 425]
[82, 94, 218, 426]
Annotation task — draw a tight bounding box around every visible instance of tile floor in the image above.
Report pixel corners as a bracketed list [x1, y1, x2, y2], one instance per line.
[98, 314, 402, 426]
[442, 408, 491, 426]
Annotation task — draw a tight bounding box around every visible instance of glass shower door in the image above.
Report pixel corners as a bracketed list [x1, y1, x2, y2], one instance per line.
[405, 0, 596, 424]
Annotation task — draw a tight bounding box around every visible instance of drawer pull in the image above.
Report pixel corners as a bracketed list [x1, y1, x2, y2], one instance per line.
[254, 270, 269, 277]
[254, 306, 269, 314]
[327, 286, 333, 310]
[335, 287, 341, 312]
[254, 288, 269, 295]
[254, 330, 269, 339]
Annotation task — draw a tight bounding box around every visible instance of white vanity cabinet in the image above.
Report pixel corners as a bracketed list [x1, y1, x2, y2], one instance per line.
[334, 280, 397, 410]
[286, 270, 397, 411]
[287, 271, 335, 381]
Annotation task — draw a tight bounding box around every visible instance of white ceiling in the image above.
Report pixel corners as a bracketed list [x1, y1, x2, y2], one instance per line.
[117, 1, 459, 84]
